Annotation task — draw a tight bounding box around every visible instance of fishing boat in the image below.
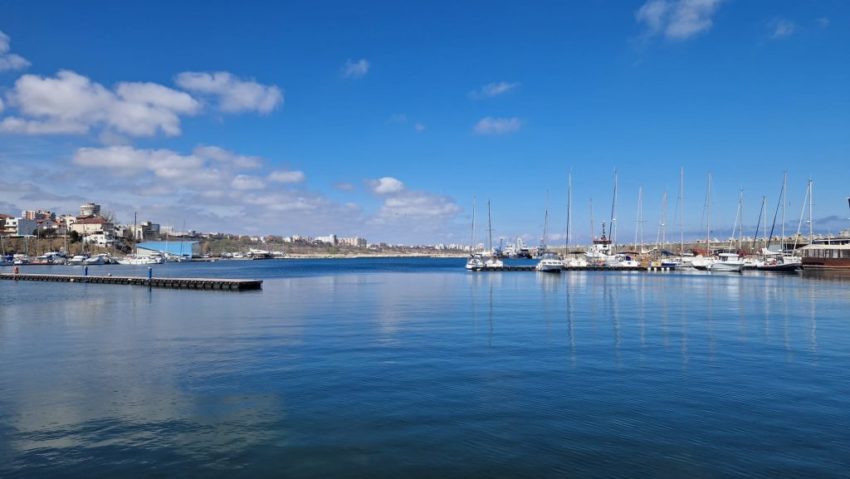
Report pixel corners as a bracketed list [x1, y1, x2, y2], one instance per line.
[708, 252, 744, 273]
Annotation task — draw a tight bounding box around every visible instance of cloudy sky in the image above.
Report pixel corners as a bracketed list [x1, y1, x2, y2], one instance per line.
[1, 1, 848, 244]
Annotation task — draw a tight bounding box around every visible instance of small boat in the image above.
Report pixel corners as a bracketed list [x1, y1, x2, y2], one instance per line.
[465, 253, 484, 271]
[606, 253, 641, 269]
[84, 254, 108, 265]
[67, 255, 88, 266]
[756, 254, 802, 272]
[536, 252, 563, 273]
[708, 253, 744, 273]
[116, 254, 165, 265]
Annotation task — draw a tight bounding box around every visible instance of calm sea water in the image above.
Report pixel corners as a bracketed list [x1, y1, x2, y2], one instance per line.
[1, 258, 849, 478]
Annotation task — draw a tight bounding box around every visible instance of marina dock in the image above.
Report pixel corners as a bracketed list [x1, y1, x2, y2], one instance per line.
[479, 265, 650, 272]
[0, 273, 263, 291]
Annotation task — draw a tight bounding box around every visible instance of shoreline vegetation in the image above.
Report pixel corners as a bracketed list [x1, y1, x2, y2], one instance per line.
[0, 235, 470, 259]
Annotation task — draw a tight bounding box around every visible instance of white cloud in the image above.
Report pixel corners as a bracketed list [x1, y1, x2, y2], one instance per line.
[469, 81, 520, 99]
[0, 30, 30, 72]
[231, 174, 266, 190]
[175, 71, 283, 114]
[414, 122, 426, 133]
[379, 192, 460, 219]
[817, 17, 830, 28]
[268, 170, 305, 183]
[770, 19, 796, 39]
[0, 70, 199, 137]
[342, 59, 370, 79]
[194, 145, 262, 169]
[473, 116, 522, 135]
[73, 145, 204, 179]
[0, 97, 3, 113]
[636, 0, 723, 40]
[370, 177, 405, 195]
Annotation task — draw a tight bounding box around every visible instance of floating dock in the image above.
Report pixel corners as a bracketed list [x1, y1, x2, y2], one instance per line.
[0, 273, 262, 291]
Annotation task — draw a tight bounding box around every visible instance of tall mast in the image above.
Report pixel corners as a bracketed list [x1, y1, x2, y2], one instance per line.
[706, 173, 712, 256]
[781, 171, 787, 250]
[808, 178, 814, 243]
[610, 169, 618, 247]
[738, 190, 744, 249]
[753, 196, 765, 252]
[767, 175, 785, 251]
[566, 172, 572, 251]
[731, 189, 743, 250]
[470, 197, 476, 253]
[679, 167, 684, 255]
[661, 191, 668, 249]
[794, 180, 810, 250]
[487, 200, 493, 254]
[634, 186, 643, 250]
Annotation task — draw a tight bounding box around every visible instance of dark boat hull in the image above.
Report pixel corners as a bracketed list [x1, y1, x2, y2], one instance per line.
[803, 258, 850, 270]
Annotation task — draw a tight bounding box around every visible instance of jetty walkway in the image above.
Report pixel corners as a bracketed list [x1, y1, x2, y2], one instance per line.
[0, 273, 262, 291]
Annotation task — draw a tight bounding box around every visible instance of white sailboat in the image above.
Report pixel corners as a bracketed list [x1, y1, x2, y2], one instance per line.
[563, 172, 587, 268]
[536, 200, 562, 273]
[465, 197, 484, 271]
[483, 200, 504, 269]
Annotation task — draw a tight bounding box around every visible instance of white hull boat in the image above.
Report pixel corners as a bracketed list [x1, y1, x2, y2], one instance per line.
[708, 253, 744, 273]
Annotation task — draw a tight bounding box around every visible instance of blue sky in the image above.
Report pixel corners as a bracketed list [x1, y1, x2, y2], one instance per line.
[1, 0, 848, 244]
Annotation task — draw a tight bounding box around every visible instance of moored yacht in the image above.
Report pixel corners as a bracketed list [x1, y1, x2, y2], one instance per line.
[708, 252, 744, 273]
[535, 252, 563, 273]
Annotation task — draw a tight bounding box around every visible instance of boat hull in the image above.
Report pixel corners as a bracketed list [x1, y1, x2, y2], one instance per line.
[802, 258, 850, 270]
[757, 263, 801, 273]
[709, 262, 743, 273]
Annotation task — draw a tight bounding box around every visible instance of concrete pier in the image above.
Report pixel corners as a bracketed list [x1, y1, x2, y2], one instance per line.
[1, 273, 262, 291]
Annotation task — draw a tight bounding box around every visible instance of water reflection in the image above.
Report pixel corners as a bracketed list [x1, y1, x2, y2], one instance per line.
[2, 262, 850, 477]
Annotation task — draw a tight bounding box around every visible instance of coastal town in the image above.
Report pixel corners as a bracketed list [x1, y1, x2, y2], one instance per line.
[0, 201, 471, 264]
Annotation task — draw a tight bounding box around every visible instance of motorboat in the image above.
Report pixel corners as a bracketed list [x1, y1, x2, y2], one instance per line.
[84, 254, 108, 265]
[116, 254, 165, 265]
[535, 252, 563, 273]
[67, 255, 87, 266]
[691, 255, 714, 271]
[465, 253, 484, 271]
[606, 253, 641, 269]
[708, 253, 744, 273]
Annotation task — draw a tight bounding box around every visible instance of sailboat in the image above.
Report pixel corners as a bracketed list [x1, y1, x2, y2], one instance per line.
[536, 199, 562, 273]
[563, 172, 587, 268]
[757, 172, 801, 272]
[692, 173, 716, 270]
[465, 197, 484, 271]
[482, 200, 504, 269]
[707, 187, 744, 273]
